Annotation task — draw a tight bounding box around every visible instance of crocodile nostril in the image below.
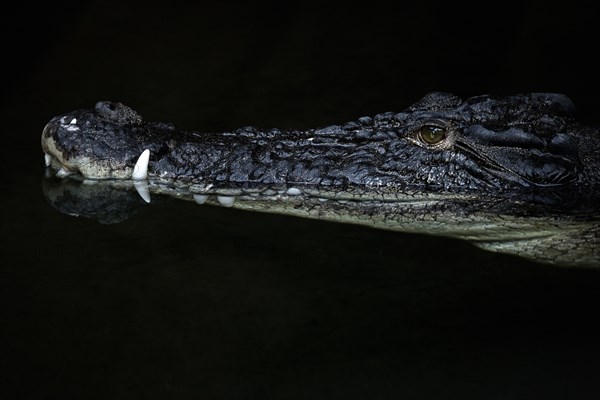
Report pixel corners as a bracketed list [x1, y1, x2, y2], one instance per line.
[95, 101, 117, 116]
[95, 101, 143, 125]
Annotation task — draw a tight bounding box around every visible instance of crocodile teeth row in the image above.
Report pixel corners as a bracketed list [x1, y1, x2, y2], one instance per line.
[193, 194, 236, 207]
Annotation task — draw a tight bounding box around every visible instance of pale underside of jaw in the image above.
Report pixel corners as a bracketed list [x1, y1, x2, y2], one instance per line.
[45, 147, 152, 201]
[44, 148, 151, 181]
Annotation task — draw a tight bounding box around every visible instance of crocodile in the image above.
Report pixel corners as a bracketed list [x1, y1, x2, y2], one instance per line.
[41, 93, 600, 267]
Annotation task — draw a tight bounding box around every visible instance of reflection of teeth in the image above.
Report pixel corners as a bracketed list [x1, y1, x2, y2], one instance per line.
[193, 194, 208, 204]
[134, 181, 151, 203]
[56, 168, 72, 178]
[217, 195, 235, 207]
[132, 149, 150, 180]
[44, 154, 53, 166]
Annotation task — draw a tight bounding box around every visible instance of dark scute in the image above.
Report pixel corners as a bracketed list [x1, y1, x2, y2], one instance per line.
[490, 148, 576, 186]
[358, 116, 373, 126]
[463, 125, 545, 149]
[343, 121, 360, 130]
[95, 101, 143, 125]
[530, 93, 576, 116]
[355, 130, 374, 139]
[314, 125, 344, 136]
[461, 93, 575, 125]
[373, 112, 395, 122]
[548, 133, 579, 158]
[408, 92, 463, 112]
[525, 156, 576, 186]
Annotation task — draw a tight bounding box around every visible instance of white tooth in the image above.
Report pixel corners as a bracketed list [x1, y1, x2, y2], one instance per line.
[69, 118, 77, 124]
[44, 153, 53, 166]
[134, 181, 151, 203]
[56, 168, 72, 178]
[217, 195, 235, 207]
[193, 194, 208, 204]
[285, 187, 302, 196]
[132, 149, 150, 180]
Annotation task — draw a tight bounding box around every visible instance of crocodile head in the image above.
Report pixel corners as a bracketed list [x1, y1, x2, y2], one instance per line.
[41, 101, 174, 179]
[41, 94, 600, 267]
[41, 93, 596, 198]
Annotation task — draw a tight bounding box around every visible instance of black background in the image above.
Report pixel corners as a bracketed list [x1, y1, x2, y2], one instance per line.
[4, 1, 600, 133]
[3, 1, 600, 399]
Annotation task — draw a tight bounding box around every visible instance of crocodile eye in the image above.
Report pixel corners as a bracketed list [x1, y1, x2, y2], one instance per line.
[418, 125, 447, 145]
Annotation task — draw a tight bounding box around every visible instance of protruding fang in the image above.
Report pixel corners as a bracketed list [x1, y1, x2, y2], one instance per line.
[134, 181, 151, 203]
[286, 187, 302, 196]
[217, 195, 235, 207]
[193, 194, 208, 204]
[44, 153, 53, 166]
[56, 168, 72, 178]
[132, 149, 150, 180]
[69, 118, 77, 124]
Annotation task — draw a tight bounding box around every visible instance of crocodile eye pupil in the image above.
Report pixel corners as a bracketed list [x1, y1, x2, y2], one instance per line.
[419, 125, 446, 145]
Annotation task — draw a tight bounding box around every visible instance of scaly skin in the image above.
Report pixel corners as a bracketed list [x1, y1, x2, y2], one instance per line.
[41, 93, 600, 267]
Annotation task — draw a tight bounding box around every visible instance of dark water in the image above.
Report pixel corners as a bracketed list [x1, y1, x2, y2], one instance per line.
[3, 2, 600, 399]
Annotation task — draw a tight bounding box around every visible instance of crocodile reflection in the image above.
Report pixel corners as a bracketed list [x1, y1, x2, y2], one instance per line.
[43, 172, 599, 268]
